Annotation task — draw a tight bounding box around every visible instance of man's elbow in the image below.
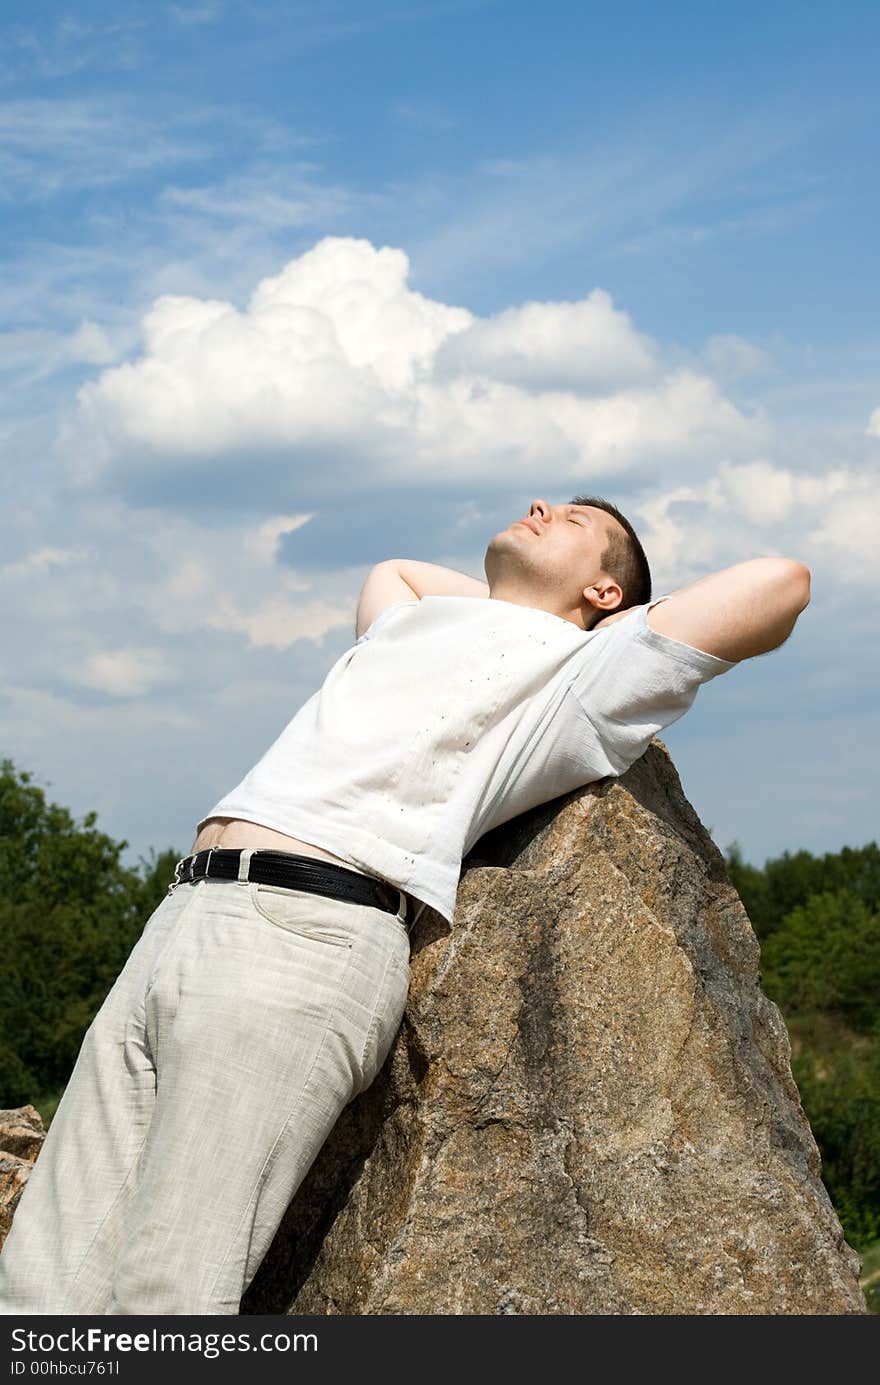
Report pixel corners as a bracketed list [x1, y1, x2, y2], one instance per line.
[787, 556, 814, 623]
[785, 559, 811, 610]
[762, 559, 811, 654]
[799, 563, 811, 608]
[752, 556, 811, 607]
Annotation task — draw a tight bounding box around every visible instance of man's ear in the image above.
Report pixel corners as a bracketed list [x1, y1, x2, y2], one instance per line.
[582, 580, 623, 615]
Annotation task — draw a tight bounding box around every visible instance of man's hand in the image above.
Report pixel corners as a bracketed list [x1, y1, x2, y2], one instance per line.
[356, 559, 489, 639]
[646, 558, 811, 663]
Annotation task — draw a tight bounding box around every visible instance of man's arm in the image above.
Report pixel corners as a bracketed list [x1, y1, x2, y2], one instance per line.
[356, 559, 489, 639]
[646, 557, 811, 663]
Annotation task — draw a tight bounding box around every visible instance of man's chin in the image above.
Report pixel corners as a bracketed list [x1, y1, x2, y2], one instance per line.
[484, 532, 535, 587]
[486, 527, 523, 554]
[484, 529, 516, 565]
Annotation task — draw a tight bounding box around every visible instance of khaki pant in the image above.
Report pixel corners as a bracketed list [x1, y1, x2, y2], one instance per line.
[0, 875, 411, 1314]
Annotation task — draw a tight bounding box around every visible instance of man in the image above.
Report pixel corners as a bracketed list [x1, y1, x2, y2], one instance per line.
[0, 494, 810, 1315]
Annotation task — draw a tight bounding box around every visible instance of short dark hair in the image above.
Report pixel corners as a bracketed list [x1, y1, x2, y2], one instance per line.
[569, 494, 652, 626]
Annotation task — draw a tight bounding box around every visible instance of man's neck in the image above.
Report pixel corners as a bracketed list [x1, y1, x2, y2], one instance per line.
[487, 586, 588, 629]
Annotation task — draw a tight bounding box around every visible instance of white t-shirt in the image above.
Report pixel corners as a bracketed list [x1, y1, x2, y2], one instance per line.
[200, 593, 736, 925]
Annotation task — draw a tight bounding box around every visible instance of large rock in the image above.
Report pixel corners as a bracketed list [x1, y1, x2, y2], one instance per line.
[0, 1107, 45, 1252]
[242, 740, 868, 1315]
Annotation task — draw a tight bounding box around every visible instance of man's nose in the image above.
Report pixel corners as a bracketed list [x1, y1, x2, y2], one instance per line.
[528, 498, 552, 524]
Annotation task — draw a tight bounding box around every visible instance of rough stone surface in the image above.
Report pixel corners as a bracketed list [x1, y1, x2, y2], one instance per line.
[0, 1106, 45, 1251]
[242, 740, 868, 1315]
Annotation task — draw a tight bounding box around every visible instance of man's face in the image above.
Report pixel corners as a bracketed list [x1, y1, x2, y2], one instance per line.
[484, 497, 625, 619]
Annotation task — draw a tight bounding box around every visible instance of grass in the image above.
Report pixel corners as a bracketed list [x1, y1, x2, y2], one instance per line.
[858, 1238, 880, 1314]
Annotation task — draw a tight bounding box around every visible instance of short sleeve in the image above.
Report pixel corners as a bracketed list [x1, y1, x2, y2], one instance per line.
[355, 598, 419, 645]
[568, 595, 737, 774]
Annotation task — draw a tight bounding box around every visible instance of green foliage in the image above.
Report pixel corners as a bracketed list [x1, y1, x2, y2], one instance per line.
[761, 890, 880, 1032]
[725, 838, 880, 941]
[724, 838, 880, 1255]
[0, 759, 180, 1108]
[788, 1015, 880, 1249]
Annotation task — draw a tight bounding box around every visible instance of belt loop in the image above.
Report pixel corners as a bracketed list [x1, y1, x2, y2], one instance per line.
[237, 848, 254, 883]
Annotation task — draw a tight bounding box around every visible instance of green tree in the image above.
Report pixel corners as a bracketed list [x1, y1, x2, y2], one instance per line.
[724, 839, 880, 940]
[787, 1015, 880, 1247]
[724, 841, 880, 1254]
[0, 759, 180, 1107]
[761, 890, 880, 1033]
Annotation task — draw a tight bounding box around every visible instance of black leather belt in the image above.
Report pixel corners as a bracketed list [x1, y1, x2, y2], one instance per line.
[170, 848, 417, 930]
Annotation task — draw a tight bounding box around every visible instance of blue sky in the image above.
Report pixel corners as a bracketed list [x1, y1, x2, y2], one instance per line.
[2, 0, 878, 874]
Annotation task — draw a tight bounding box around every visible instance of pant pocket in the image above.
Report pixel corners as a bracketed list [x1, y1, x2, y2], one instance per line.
[249, 882, 355, 947]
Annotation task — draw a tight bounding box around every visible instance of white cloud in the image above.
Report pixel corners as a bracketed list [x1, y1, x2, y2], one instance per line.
[433, 290, 655, 391]
[800, 472, 880, 584]
[76, 647, 170, 698]
[246, 237, 471, 391]
[717, 459, 796, 524]
[244, 513, 315, 565]
[718, 459, 853, 527]
[64, 502, 352, 647]
[67, 320, 117, 365]
[0, 14, 146, 83]
[408, 369, 754, 481]
[867, 407, 880, 438]
[634, 481, 730, 577]
[0, 320, 119, 384]
[159, 161, 346, 231]
[72, 236, 758, 488]
[0, 100, 207, 200]
[207, 596, 353, 650]
[705, 334, 770, 381]
[633, 460, 880, 590]
[2, 546, 87, 577]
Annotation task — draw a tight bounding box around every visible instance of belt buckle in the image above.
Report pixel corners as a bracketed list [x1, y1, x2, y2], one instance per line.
[375, 878, 413, 926]
[373, 878, 397, 914]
